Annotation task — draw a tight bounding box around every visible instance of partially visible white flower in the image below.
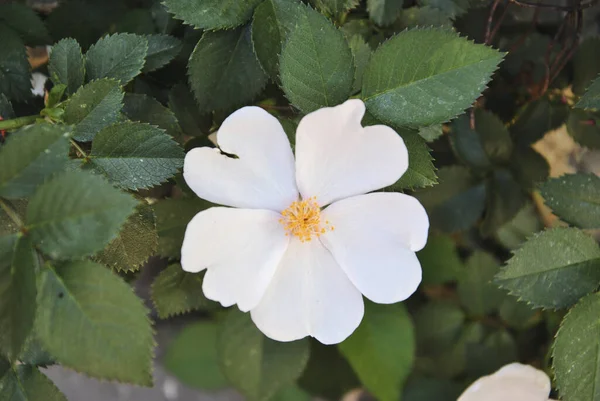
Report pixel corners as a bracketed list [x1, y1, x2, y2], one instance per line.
[181, 99, 429, 344]
[30, 72, 47, 97]
[458, 363, 556, 401]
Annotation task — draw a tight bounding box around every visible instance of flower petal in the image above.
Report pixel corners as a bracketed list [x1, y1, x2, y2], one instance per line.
[181, 207, 288, 311]
[458, 363, 551, 401]
[184, 106, 298, 211]
[250, 238, 364, 345]
[295, 99, 408, 206]
[320, 192, 429, 304]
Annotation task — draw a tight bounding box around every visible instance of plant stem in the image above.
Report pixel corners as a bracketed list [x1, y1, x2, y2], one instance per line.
[70, 139, 88, 159]
[0, 115, 38, 131]
[0, 198, 23, 228]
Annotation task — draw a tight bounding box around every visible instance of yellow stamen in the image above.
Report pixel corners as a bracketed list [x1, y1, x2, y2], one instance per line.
[279, 196, 334, 242]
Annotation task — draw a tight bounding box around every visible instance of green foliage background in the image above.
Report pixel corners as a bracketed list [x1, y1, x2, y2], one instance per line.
[0, 0, 599, 400]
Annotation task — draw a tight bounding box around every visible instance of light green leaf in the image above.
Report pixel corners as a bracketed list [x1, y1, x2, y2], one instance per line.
[0, 124, 71, 199]
[0, 3, 50, 45]
[64, 79, 124, 142]
[313, 0, 359, 18]
[415, 166, 486, 232]
[188, 26, 267, 112]
[85, 33, 148, 85]
[566, 109, 600, 149]
[362, 27, 503, 128]
[36, 260, 153, 385]
[0, 236, 38, 360]
[218, 310, 310, 401]
[123, 93, 182, 139]
[399, 7, 452, 29]
[49, 38, 85, 96]
[553, 292, 600, 401]
[348, 35, 371, 93]
[164, 0, 263, 29]
[418, 124, 444, 142]
[251, 0, 305, 79]
[496, 228, 600, 309]
[26, 170, 137, 259]
[154, 198, 213, 258]
[367, 0, 403, 26]
[498, 295, 540, 330]
[168, 83, 212, 137]
[143, 34, 182, 73]
[575, 75, 600, 110]
[94, 204, 157, 272]
[458, 251, 504, 317]
[414, 301, 465, 356]
[338, 302, 414, 401]
[88, 122, 184, 190]
[418, 235, 462, 285]
[279, 5, 354, 113]
[0, 26, 31, 102]
[164, 322, 227, 390]
[151, 264, 214, 318]
[540, 173, 600, 229]
[0, 365, 67, 401]
[391, 130, 437, 190]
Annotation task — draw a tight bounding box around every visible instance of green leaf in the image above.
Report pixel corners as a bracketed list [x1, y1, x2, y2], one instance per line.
[153, 198, 213, 258]
[367, 0, 403, 26]
[575, 75, 600, 110]
[279, 4, 354, 113]
[338, 302, 415, 401]
[64, 79, 124, 142]
[392, 130, 437, 190]
[143, 34, 182, 73]
[49, 38, 85, 96]
[418, 124, 444, 142]
[510, 98, 569, 146]
[481, 169, 527, 236]
[123, 93, 182, 139]
[251, 0, 305, 79]
[414, 301, 465, 356]
[0, 26, 31, 102]
[553, 292, 600, 401]
[164, 322, 227, 390]
[362, 28, 503, 128]
[399, 7, 453, 29]
[94, 204, 157, 272]
[0, 3, 51, 45]
[164, 0, 263, 29]
[403, 377, 462, 401]
[151, 264, 213, 318]
[418, 0, 471, 18]
[18, 333, 54, 367]
[496, 228, 600, 309]
[0, 124, 71, 199]
[313, 0, 359, 17]
[498, 295, 540, 330]
[188, 26, 267, 112]
[0, 365, 67, 401]
[566, 109, 600, 149]
[415, 166, 486, 233]
[168, 83, 212, 137]
[0, 94, 15, 120]
[465, 329, 517, 378]
[418, 235, 462, 285]
[540, 173, 600, 228]
[510, 146, 550, 189]
[26, 170, 137, 259]
[218, 310, 310, 401]
[348, 35, 371, 94]
[88, 122, 184, 190]
[0, 200, 26, 236]
[495, 202, 542, 250]
[114, 9, 155, 35]
[450, 116, 491, 170]
[0, 236, 38, 360]
[36, 260, 153, 385]
[572, 37, 600, 96]
[458, 251, 504, 317]
[85, 33, 148, 85]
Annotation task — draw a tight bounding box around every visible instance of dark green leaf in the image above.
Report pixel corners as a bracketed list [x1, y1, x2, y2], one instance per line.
[458, 251, 504, 316]
[403, 377, 462, 401]
[572, 37, 600, 96]
[64, 79, 124, 142]
[348, 35, 371, 93]
[26, 170, 137, 259]
[114, 9, 155, 35]
[188, 26, 267, 112]
[338, 302, 415, 401]
[0, 26, 31, 102]
[0, 365, 67, 401]
[151, 264, 214, 318]
[510, 98, 569, 146]
[450, 115, 492, 170]
[362, 28, 503, 128]
[566, 109, 600, 149]
[85, 33, 148, 85]
[495, 202, 542, 250]
[575, 75, 600, 110]
[367, 0, 403, 26]
[540, 173, 600, 229]
[49, 38, 85, 95]
[143, 34, 182, 73]
[164, 322, 227, 390]
[18, 333, 54, 367]
[164, 0, 263, 29]
[496, 228, 600, 309]
[465, 329, 517, 378]
[498, 295, 540, 330]
[0, 94, 15, 120]
[0, 124, 71, 199]
[398, 6, 453, 29]
[418, 235, 462, 285]
[553, 292, 600, 401]
[510, 146, 550, 189]
[392, 130, 437, 190]
[0, 3, 50, 45]
[123, 93, 182, 139]
[418, 0, 470, 18]
[95, 204, 157, 272]
[168, 83, 212, 137]
[481, 169, 527, 236]
[218, 310, 310, 401]
[414, 301, 465, 356]
[279, 5, 354, 113]
[0, 236, 37, 360]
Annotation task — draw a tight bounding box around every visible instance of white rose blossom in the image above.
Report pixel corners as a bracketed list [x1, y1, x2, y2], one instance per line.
[181, 99, 429, 344]
[458, 363, 557, 401]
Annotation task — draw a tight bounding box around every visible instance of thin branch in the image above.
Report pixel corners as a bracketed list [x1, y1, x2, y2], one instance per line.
[70, 139, 88, 159]
[0, 115, 38, 131]
[509, 0, 598, 10]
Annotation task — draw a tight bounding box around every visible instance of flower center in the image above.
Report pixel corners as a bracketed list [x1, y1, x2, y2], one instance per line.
[279, 196, 334, 242]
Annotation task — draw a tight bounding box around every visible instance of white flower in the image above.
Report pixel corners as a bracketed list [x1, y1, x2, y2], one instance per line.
[458, 363, 556, 401]
[181, 99, 429, 344]
[30, 72, 47, 97]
